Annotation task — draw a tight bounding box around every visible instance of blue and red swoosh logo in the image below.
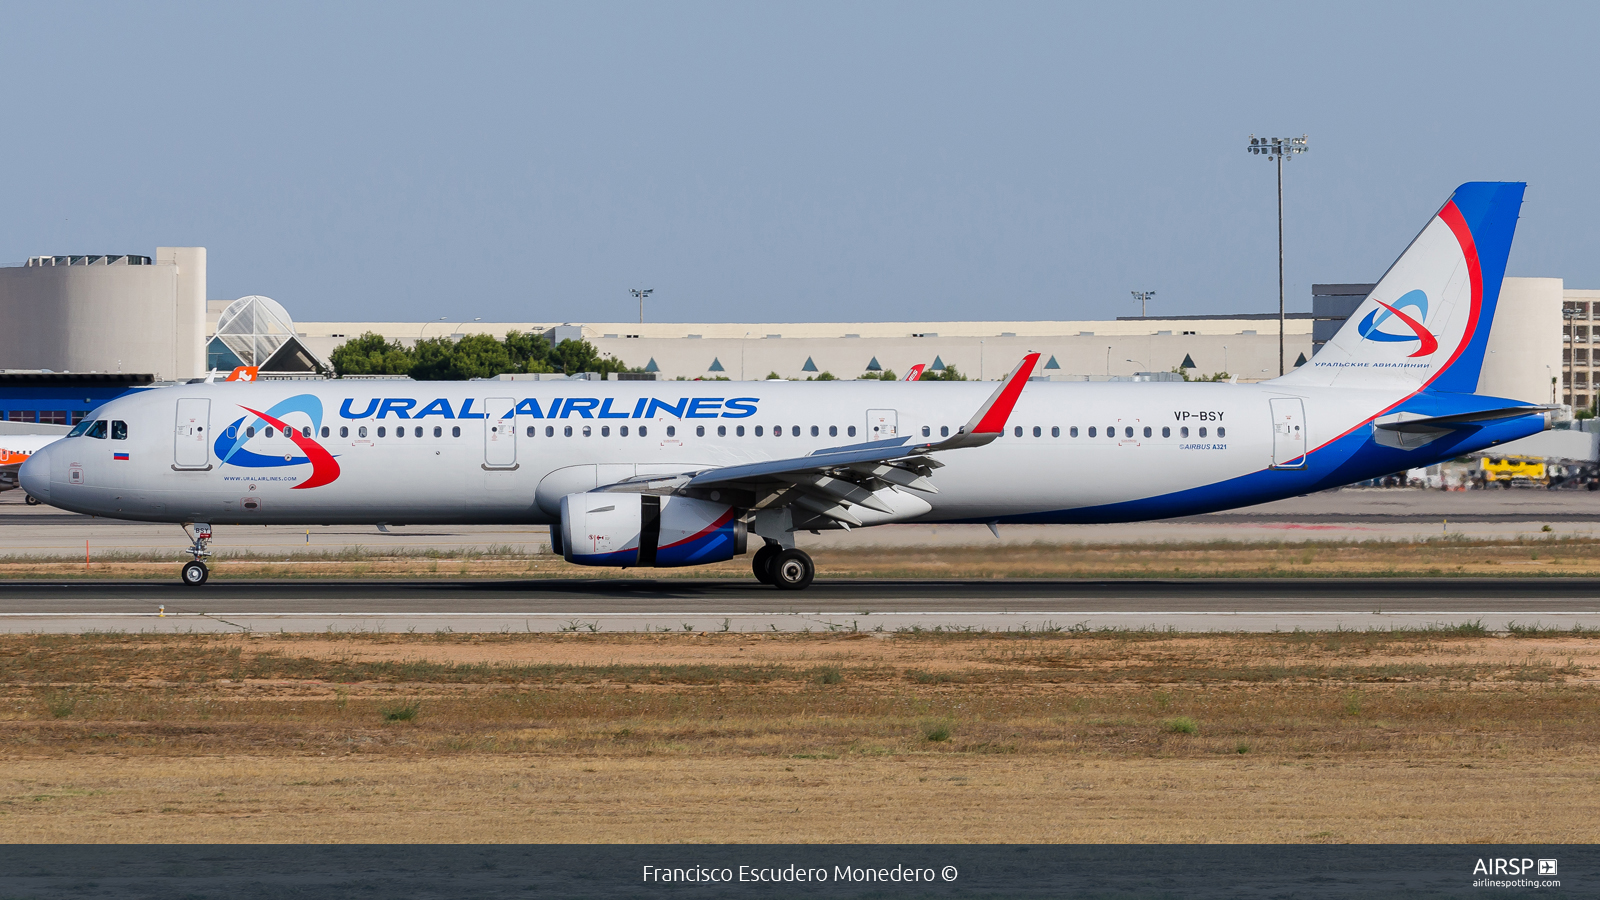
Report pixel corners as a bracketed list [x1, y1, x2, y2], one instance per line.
[212, 394, 341, 489]
[1356, 289, 1439, 358]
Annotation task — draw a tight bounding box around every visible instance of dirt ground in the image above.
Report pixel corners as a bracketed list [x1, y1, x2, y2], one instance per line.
[3, 629, 1598, 843]
[9, 534, 1600, 580]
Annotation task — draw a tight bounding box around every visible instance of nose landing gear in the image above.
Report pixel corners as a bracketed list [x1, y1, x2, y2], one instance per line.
[180, 523, 212, 586]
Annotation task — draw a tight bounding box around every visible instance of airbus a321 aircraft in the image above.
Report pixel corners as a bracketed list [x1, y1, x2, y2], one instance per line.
[21, 182, 1551, 589]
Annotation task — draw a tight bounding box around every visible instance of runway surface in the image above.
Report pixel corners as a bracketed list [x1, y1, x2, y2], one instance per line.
[6, 488, 1600, 557]
[4, 578, 1597, 634]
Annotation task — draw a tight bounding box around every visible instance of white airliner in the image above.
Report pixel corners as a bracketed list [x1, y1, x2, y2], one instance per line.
[21, 182, 1551, 589]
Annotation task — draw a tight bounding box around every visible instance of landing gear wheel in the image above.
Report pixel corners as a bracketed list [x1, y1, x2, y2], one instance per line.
[24, 494, 40, 506]
[770, 549, 814, 591]
[752, 543, 780, 584]
[181, 560, 209, 586]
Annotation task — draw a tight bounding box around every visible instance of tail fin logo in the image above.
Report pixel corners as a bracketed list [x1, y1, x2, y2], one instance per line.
[1356, 289, 1439, 357]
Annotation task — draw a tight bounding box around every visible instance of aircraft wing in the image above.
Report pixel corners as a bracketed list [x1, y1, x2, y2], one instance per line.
[599, 354, 1040, 527]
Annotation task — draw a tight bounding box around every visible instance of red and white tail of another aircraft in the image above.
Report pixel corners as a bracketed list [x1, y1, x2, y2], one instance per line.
[903, 364, 926, 381]
[19, 182, 1553, 589]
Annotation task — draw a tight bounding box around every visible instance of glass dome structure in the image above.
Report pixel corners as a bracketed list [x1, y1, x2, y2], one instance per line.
[206, 295, 326, 373]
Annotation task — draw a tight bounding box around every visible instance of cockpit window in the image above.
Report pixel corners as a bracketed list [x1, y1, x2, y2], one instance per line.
[67, 419, 94, 438]
[111, 421, 128, 440]
[85, 420, 108, 439]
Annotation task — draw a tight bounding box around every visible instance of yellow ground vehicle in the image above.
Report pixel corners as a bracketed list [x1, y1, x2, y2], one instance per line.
[1479, 456, 1547, 485]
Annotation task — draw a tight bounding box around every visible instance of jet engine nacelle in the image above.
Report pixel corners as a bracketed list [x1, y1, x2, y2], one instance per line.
[560, 493, 746, 567]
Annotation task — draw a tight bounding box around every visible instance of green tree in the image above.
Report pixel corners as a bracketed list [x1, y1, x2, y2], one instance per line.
[503, 331, 555, 373]
[330, 332, 413, 377]
[805, 371, 837, 381]
[407, 337, 461, 380]
[551, 339, 631, 375]
[857, 370, 897, 381]
[918, 365, 967, 381]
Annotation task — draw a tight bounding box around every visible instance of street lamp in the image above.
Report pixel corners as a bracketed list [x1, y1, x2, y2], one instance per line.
[1131, 291, 1154, 318]
[631, 288, 654, 325]
[417, 316, 447, 344]
[1246, 134, 1309, 375]
[1563, 305, 1580, 408]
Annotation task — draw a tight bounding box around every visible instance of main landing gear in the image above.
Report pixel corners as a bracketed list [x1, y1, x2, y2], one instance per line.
[180, 523, 212, 586]
[752, 541, 814, 591]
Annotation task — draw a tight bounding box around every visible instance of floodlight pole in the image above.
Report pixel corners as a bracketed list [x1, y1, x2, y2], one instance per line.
[631, 288, 654, 325]
[1131, 291, 1154, 318]
[1247, 134, 1308, 376]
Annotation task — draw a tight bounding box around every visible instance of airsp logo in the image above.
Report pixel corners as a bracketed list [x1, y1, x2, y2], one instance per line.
[1472, 858, 1554, 876]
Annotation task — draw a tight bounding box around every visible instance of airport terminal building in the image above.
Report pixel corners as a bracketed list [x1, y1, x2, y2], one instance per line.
[0, 245, 1581, 423]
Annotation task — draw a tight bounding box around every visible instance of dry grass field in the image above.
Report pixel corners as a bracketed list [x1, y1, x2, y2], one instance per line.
[8, 533, 1600, 580]
[3, 627, 1599, 843]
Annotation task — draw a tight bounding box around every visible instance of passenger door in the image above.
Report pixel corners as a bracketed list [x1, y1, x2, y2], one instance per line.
[483, 397, 517, 469]
[1269, 398, 1307, 469]
[866, 409, 898, 441]
[173, 398, 211, 470]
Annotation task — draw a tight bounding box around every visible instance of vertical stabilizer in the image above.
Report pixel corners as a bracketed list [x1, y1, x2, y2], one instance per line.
[1277, 182, 1524, 392]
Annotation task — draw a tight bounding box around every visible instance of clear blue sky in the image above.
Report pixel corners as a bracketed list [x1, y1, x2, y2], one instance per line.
[3, 2, 1596, 324]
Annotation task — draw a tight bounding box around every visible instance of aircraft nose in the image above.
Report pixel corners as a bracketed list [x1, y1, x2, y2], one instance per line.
[18, 445, 50, 504]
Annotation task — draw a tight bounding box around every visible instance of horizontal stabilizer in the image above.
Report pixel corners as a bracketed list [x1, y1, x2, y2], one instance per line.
[1371, 405, 1553, 450]
[1373, 405, 1554, 433]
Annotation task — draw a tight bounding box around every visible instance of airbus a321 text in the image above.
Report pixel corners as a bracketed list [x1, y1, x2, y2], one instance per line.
[20, 183, 1552, 589]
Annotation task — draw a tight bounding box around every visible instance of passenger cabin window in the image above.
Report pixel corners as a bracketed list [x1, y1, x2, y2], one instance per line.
[666, 425, 675, 437]
[1088, 427, 1097, 437]
[582, 425, 592, 437]
[452, 426, 461, 437]
[1143, 427, 1152, 438]
[601, 425, 611, 437]
[414, 427, 422, 438]
[358, 426, 368, 438]
[1106, 426, 1114, 438]
[340, 426, 349, 438]
[1051, 426, 1059, 437]
[718, 425, 726, 437]
[266, 427, 274, 438]
[1217, 427, 1226, 438]
[1033, 426, 1041, 437]
[696, 425, 705, 437]
[813, 425, 821, 437]
[111, 420, 127, 440]
[526, 425, 536, 437]
[791, 426, 800, 437]
[1162, 426, 1170, 438]
[639, 425, 648, 437]
[755, 426, 764, 436]
[847, 426, 856, 437]
[621, 425, 629, 436]
[320, 426, 330, 438]
[922, 426, 930, 437]
[1013, 426, 1023, 437]
[829, 425, 838, 437]
[545, 426, 554, 437]
[1180, 426, 1189, 438]
[940, 426, 949, 437]
[377, 426, 386, 438]
[1070, 426, 1078, 437]
[1198, 427, 1207, 438]
[434, 426, 442, 437]
[1124, 427, 1134, 438]
[564, 426, 573, 437]
[246, 426, 256, 438]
